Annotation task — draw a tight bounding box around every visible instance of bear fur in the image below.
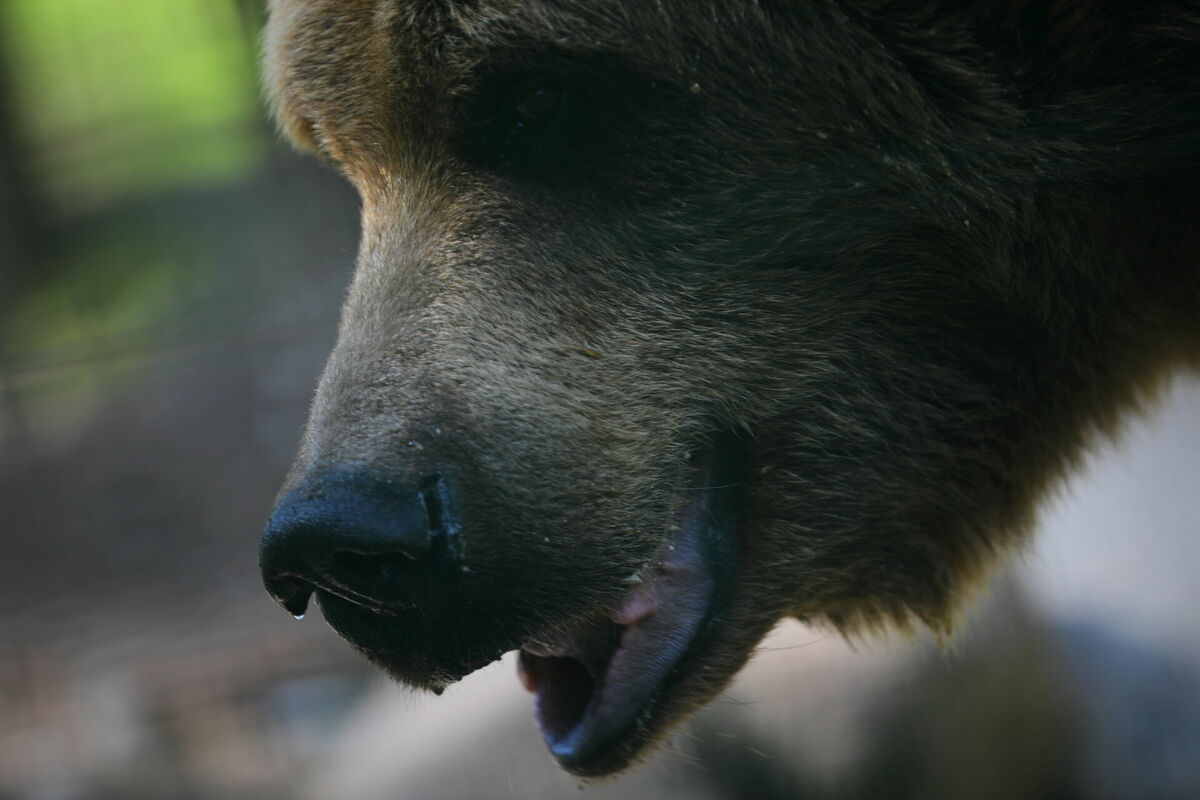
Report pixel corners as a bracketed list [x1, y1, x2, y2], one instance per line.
[260, 0, 1199, 776]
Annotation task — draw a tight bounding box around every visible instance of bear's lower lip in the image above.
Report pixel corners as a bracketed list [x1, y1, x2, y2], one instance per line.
[516, 436, 745, 774]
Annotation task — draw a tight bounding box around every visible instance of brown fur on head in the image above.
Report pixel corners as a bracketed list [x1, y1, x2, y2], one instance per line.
[259, 0, 1200, 776]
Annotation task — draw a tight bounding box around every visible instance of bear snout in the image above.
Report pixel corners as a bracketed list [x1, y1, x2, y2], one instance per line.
[259, 472, 462, 620]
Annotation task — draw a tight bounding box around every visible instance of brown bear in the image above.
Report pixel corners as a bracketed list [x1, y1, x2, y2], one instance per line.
[257, 0, 1200, 777]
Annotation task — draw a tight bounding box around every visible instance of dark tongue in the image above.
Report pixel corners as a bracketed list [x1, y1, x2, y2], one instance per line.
[518, 620, 621, 746]
[519, 653, 592, 743]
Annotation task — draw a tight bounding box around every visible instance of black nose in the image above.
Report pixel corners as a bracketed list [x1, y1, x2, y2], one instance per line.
[259, 472, 460, 618]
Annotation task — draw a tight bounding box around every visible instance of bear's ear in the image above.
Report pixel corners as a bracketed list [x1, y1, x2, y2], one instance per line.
[273, 109, 323, 156]
[261, 0, 323, 156]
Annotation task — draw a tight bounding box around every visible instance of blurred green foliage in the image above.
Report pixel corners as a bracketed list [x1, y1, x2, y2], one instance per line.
[1, 0, 266, 214]
[0, 1, 277, 439]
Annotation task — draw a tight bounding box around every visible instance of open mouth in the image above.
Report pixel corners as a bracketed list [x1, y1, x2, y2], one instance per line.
[516, 437, 745, 774]
[261, 429, 747, 775]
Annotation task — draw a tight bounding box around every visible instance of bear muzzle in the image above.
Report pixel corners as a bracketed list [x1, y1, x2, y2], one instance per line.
[258, 470, 511, 687]
[258, 432, 751, 775]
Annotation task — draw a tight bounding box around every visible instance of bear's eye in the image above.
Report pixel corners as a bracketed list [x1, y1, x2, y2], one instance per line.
[461, 74, 586, 179]
[513, 80, 562, 130]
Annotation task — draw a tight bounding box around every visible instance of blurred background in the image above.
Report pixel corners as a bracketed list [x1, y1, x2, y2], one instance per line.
[1, 3, 1198, 799]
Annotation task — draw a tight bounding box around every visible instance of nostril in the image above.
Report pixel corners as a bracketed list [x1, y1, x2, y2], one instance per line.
[333, 550, 418, 583]
[269, 575, 315, 619]
[419, 473, 450, 539]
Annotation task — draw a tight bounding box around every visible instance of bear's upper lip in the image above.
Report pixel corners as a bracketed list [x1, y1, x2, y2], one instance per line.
[515, 438, 744, 774]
